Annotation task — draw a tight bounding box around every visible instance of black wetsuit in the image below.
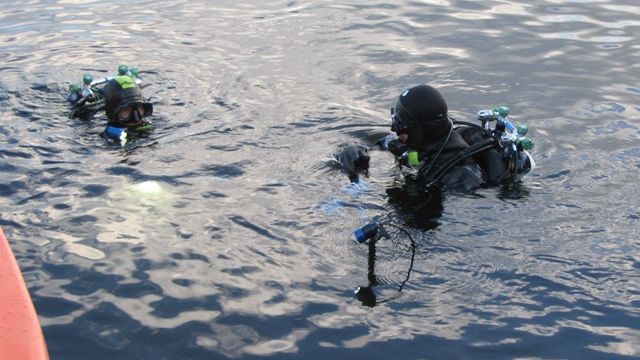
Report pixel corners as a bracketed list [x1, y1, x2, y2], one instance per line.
[382, 124, 517, 193]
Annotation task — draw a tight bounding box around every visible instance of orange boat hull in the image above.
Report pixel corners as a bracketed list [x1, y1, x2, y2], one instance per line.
[0, 227, 50, 360]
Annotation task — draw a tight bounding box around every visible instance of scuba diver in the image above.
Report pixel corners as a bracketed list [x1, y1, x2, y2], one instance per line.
[101, 72, 153, 142]
[380, 84, 534, 193]
[345, 85, 536, 305]
[67, 65, 153, 144]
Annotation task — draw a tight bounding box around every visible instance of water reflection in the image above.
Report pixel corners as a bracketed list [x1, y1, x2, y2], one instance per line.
[498, 179, 531, 200]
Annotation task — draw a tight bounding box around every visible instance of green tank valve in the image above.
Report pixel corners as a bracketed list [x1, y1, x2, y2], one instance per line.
[407, 151, 420, 166]
[129, 67, 139, 78]
[118, 64, 129, 75]
[516, 123, 528, 137]
[493, 106, 509, 117]
[519, 138, 534, 150]
[69, 84, 81, 93]
[82, 73, 93, 85]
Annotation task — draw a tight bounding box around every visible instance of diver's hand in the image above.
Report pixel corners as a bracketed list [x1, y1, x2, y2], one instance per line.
[380, 133, 407, 157]
[335, 143, 370, 178]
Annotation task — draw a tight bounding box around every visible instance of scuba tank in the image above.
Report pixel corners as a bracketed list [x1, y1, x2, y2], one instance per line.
[477, 106, 535, 180]
[67, 65, 142, 108]
[417, 106, 535, 186]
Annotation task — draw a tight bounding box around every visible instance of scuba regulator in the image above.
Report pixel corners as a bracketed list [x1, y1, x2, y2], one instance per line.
[477, 106, 533, 151]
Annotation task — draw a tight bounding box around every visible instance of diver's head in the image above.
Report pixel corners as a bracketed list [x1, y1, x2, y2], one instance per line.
[390, 85, 450, 150]
[103, 76, 153, 127]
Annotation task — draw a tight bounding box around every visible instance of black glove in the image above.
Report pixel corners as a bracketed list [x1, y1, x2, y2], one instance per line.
[379, 133, 407, 157]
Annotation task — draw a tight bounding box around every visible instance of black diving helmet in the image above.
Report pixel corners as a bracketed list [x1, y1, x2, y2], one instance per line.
[102, 76, 153, 127]
[390, 85, 451, 149]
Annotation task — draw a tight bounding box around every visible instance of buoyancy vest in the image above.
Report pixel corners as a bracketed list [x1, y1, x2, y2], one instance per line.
[456, 126, 507, 185]
[417, 125, 507, 187]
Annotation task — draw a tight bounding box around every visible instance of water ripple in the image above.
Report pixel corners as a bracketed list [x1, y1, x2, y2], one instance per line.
[1, 0, 640, 359]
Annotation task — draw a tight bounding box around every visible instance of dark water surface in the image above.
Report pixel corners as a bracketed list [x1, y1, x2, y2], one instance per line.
[2, 1, 640, 359]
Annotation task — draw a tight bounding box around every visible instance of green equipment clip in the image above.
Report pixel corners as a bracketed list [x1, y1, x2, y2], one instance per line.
[407, 151, 420, 166]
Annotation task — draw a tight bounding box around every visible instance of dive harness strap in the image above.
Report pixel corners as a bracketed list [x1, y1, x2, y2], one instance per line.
[419, 137, 496, 187]
[451, 119, 484, 131]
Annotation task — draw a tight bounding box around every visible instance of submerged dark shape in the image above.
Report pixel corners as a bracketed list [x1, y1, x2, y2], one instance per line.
[499, 178, 531, 200]
[386, 178, 445, 231]
[355, 285, 377, 307]
[334, 143, 370, 182]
